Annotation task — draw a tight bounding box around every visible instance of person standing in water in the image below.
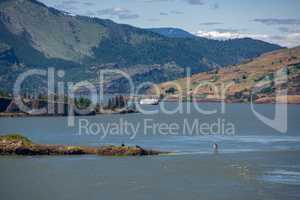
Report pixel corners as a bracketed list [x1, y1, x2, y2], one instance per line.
[213, 143, 219, 154]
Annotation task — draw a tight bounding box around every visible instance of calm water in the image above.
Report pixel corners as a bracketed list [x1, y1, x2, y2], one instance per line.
[1, 103, 300, 200]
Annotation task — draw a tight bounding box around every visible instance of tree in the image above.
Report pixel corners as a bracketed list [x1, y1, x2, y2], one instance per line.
[119, 95, 125, 108]
[165, 87, 177, 94]
[115, 96, 120, 108]
[107, 99, 112, 109]
[76, 97, 92, 109]
[0, 90, 9, 98]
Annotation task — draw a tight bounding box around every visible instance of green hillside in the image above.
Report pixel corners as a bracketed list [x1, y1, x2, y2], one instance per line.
[0, 0, 282, 93]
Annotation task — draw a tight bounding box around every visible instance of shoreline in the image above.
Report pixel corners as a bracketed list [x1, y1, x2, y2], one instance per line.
[1, 101, 299, 118]
[162, 98, 300, 104]
[0, 108, 139, 118]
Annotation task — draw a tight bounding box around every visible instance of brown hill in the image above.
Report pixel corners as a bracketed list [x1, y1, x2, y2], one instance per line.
[156, 46, 300, 103]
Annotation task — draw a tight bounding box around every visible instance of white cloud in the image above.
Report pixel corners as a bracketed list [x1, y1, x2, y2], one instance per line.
[195, 30, 268, 40]
[195, 30, 300, 47]
[269, 33, 300, 47]
[253, 18, 300, 25]
[183, 0, 205, 5]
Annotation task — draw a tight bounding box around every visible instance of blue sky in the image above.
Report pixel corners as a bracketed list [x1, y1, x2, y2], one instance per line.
[39, 0, 300, 47]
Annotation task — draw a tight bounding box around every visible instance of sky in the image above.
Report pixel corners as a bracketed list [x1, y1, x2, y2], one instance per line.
[39, 0, 300, 47]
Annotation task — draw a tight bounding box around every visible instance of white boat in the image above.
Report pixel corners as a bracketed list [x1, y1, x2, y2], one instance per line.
[139, 98, 160, 105]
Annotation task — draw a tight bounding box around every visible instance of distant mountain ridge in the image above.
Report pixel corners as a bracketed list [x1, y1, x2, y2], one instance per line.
[0, 0, 282, 93]
[147, 28, 196, 38]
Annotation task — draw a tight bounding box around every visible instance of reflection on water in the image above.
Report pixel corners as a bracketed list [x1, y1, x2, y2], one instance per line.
[262, 169, 300, 185]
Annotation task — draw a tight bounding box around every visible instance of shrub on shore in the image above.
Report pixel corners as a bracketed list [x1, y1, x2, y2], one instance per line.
[0, 134, 32, 146]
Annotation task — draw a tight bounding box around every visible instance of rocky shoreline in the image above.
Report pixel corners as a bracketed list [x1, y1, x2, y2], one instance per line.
[0, 108, 139, 118]
[162, 95, 300, 104]
[0, 134, 165, 156]
[0, 97, 139, 118]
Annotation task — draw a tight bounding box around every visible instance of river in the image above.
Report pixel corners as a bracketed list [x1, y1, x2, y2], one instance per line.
[0, 103, 300, 200]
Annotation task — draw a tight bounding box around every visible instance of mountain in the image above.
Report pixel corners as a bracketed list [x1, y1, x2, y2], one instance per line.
[156, 46, 300, 103]
[147, 28, 196, 38]
[0, 0, 282, 93]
